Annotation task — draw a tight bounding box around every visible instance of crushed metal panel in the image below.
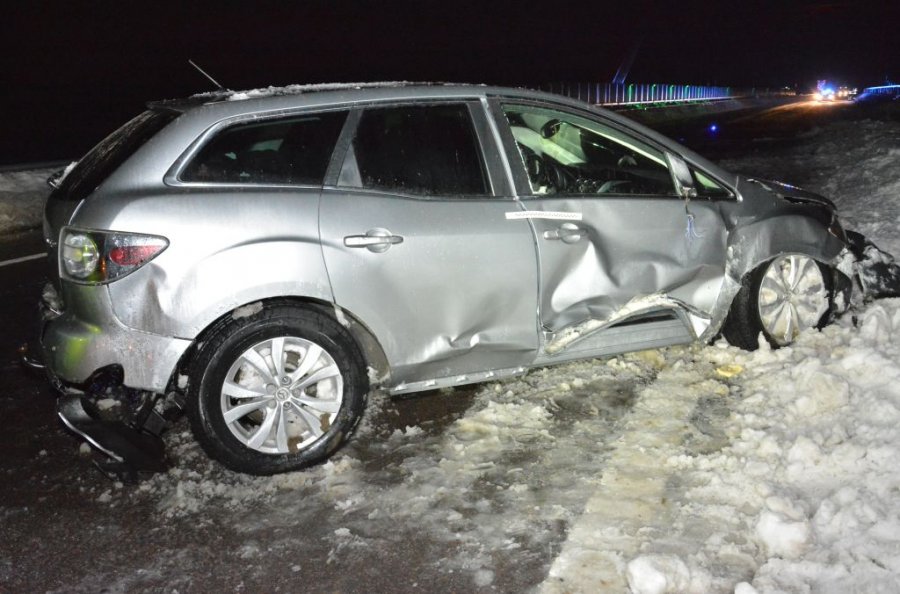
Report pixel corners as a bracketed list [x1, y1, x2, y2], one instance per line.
[525, 196, 729, 342]
[94, 188, 333, 338]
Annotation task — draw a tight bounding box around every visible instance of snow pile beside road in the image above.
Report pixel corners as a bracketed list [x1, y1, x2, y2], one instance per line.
[0, 168, 53, 234]
[613, 303, 900, 593]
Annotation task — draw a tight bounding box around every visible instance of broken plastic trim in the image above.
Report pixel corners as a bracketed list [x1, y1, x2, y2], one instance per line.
[18, 342, 46, 371]
[846, 230, 900, 301]
[53, 365, 172, 480]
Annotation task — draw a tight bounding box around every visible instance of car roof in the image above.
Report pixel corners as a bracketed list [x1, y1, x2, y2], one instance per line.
[151, 82, 572, 114]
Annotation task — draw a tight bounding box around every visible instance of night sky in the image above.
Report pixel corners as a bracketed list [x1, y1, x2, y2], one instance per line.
[3, 0, 897, 164]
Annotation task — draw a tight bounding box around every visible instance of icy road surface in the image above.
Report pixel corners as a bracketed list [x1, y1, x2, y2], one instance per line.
[2, 101, 900, 593]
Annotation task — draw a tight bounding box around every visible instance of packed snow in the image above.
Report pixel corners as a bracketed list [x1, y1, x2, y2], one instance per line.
[3, 108, 900, 593]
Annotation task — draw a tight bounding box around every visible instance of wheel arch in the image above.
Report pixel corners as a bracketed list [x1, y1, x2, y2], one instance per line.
[699, 214, 847, 342]
[725, 214, 846, 284]
[165, 296, 390, 396]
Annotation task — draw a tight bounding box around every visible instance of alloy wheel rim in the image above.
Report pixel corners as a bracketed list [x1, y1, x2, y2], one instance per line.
[757, 254, 829, 346]
[220, 336, 343, 454]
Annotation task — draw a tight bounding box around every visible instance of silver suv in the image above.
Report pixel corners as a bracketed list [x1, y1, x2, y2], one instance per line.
[38, 83, 900, 476]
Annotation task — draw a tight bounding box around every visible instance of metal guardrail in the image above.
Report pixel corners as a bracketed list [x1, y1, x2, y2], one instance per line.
[535, 83, 792, 106]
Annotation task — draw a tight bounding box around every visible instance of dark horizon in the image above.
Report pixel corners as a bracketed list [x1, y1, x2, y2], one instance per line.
[4, 0, 897, 164]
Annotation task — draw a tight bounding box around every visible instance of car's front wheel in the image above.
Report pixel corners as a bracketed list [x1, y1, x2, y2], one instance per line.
[723, 254, 832, 350]
[187, 303, 367, 475]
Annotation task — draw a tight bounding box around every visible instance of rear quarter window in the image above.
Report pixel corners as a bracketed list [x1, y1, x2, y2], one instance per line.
[180, 111, 348, 185]
[52, 109, 177, 202]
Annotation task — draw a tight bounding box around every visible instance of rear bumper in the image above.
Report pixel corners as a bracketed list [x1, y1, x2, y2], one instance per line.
[34, 285, 179, 477]
[39, 283, 192, 394]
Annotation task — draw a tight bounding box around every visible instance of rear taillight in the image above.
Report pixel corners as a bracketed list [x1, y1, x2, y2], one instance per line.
[60, 228, 168, 284]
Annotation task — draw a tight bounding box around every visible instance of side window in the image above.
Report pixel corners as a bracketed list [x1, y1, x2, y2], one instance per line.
[346, 104, 488, 196]
[181, 111, 348, 185]
[501, 104, 675, 197]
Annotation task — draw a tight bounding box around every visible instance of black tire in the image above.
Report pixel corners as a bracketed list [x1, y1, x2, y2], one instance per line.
[723, 255, 833, 351]
[186, 302, 368, 475]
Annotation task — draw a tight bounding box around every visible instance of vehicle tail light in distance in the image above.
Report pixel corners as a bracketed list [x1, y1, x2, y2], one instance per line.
[60, 228, 168, 284]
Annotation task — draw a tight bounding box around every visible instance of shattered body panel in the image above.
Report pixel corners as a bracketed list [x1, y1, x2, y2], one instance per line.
[93, 189, 333, 339]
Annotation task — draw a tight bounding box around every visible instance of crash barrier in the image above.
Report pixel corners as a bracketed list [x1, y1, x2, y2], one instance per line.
[857, 84, 900, 100]
[536, 83, 793, 106]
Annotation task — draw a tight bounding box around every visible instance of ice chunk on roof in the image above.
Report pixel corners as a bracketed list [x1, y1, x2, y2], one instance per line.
[189, 81, 418, 102]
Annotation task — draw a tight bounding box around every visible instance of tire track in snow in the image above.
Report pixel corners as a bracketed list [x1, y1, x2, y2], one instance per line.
[541, 345, 744, 593]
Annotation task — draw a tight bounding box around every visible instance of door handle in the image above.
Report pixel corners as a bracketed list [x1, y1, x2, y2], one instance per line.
[344, 228, 404, 253]
[543, 223, 584, 244]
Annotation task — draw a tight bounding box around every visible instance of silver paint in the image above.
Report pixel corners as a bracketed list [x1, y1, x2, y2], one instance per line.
[757, 254, 829, 345]
[39, 84, 864, 400]
[220, 335, 343, 454]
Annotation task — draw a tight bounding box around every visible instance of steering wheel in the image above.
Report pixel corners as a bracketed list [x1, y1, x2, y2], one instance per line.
[544, 159, 573, 192]
[518, 144, 547, 187]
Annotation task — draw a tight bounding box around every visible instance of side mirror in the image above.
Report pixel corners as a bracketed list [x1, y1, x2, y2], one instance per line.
[665, 153, 697, 200]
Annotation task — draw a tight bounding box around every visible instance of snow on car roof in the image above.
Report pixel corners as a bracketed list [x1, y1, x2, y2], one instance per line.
[220, 81, 422, 101]
[151, 82, 483, 111]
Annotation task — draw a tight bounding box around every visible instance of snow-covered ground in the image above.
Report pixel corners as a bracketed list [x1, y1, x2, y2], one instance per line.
[0, 167, 55, 234]
[3, 111, 900, 593]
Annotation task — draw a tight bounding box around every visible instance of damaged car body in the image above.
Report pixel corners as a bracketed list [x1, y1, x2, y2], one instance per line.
[31, 83, 900, 477]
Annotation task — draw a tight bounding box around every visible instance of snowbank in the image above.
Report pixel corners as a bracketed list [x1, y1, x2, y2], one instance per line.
[545, 302, 900, 593]
[0, 168, 53, 234]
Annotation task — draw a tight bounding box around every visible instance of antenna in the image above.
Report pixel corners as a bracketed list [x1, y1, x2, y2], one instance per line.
[188, 59, 224, 90]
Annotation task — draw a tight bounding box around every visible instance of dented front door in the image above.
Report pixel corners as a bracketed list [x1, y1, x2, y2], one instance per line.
[494, 101, 729, 347]
[525, 195, 727, 332]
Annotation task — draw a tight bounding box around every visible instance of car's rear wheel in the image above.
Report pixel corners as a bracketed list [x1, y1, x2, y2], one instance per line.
[723, 254, 832, 350]
[187, 303, 367, 475]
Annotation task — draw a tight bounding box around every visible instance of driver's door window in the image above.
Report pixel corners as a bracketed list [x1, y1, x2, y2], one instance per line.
[502, 104, 675, 196]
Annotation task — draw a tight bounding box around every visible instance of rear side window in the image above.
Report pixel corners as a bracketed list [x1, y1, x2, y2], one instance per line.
[181, 111, 348, 185]
[347, 104, 488, 196]
[52, 109, 177, 202]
